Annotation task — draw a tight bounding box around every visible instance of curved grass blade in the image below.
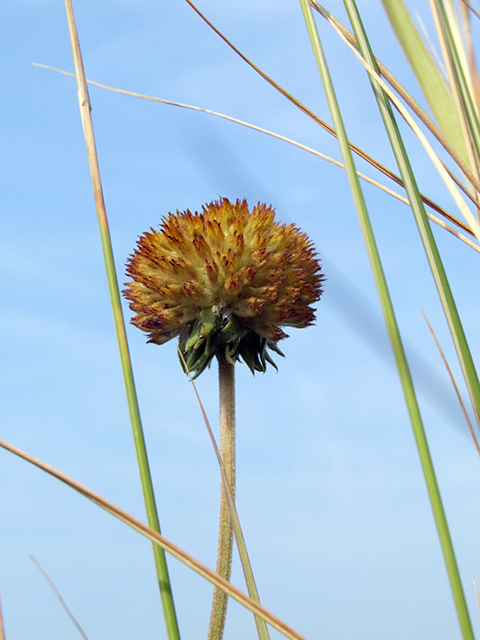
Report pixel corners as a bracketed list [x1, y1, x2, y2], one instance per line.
[341, 0, 479, 633]
[0, 439, 308, 640]
[462, 1, 480, 21]
[459, 2, 480, 110]
[184, 0, 480, 230]
[317, 8, 480, 245]
[181, 1, 441, 205]
[298, 1, 475, 638]
[34, 62, 477, 245]
[328, 28, 480, 245]
[63, 2, 180, 637]
[474, 576, 480, 612]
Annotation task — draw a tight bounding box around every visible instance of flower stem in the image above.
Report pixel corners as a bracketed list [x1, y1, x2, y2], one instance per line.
[207, 357, 236, 640]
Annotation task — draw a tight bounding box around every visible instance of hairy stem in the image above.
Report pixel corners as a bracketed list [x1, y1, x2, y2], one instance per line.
[207, 357, 236, 640]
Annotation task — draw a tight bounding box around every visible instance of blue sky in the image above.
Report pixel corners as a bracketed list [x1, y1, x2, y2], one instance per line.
[2, 1, 480, 639]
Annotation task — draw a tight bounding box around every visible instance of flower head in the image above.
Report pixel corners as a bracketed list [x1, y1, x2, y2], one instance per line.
[124, 198, 324, 376]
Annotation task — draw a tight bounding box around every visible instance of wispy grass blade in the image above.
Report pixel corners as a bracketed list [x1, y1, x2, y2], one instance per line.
[474, 576, 480, 612]
[29, 555, 90, 640]
[183, 0, 480, 236]
[34, 62, 477, 247]
[184, 0, 467, 216]
[0, 593, 5, 640]
[461, 1, 480, 22]
[298, 1, 476, 638]
[0, 439, 307, 640]
[459, 2, 480, 110]
[63, 2, 180, 638]
[327, 22, 480, 244]
[421, 311, 480, 457]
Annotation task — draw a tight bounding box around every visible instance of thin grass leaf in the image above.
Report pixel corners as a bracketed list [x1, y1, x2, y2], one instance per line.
[183, 0, 475, 218]
[341, 0, 480, 416]
[421, 312, 480, 457]
[63, 2, 180, 637]
[381, 0, 470, 166]
[298, 2, 475, 638]
[0, 439, 308, 640]
[29, 556, 90, 640]
[474, 576, 480, 612]
[459, 1, 480, 111]
[0, 593, 5, 640]
[184, 0, 480, 233]
[34, 62, 478, 247]
[461, 0, 480, 22]
[442, 0, 477, 97]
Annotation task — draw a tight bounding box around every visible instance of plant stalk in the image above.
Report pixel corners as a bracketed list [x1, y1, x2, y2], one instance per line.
[208, 357, 236, 640]
[299, 1, 475, 638]
[341, 3, 476, 637]
[64, 2, 181, 638]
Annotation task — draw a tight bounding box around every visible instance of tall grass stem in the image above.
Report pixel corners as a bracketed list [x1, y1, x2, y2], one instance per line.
[299, 2, 475, 638]
[343, 0, 480, 457]
[63, 2, 180, 638]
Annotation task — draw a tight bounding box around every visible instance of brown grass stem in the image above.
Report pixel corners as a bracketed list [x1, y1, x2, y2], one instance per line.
[0, 438, 306, 640]
[0, 593, 5, 640]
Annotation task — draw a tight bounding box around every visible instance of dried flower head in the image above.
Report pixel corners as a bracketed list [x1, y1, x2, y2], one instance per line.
[124, 198, 324, 376]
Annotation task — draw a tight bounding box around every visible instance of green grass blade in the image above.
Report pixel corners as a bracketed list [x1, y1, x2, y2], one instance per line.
[64, 2, 181, 638]
[311, 2, 480, 194]
[380, 0, 470, 166]
[341, 0, 478, 634]
[332, 0, 480, 432]
[434, 0, 480, 170]
[298, 1, 475, 638]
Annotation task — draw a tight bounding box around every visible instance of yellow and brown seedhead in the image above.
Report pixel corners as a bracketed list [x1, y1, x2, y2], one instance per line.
[124, 198, 324, 376]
